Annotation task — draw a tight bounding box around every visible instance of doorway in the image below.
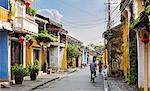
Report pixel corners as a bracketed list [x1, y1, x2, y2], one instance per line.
[11, 41, 23, 65]
[76, 57, 79, 67]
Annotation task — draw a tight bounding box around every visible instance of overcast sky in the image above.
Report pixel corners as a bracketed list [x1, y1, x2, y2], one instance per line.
[33, 0, 120, 45]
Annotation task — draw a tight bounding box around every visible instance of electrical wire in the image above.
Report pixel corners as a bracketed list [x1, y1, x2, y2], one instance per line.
[58, 0, 101, 18]
[111, 0, 136, 26]
[111, 0, 130, 20]
[35, 0, 106, 26]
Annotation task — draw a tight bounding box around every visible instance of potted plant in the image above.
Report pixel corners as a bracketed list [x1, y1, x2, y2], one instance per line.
[11, 64, 28, 84]
[28, 60, 40, 80]
[41, 61, 48, 73]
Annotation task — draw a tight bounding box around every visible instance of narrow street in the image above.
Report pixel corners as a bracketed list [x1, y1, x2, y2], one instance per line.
[35, 67, 104, 91]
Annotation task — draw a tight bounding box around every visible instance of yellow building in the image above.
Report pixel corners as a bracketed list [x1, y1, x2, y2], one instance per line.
[101, 49, 108, 67]
[26, 40, 42, 66]
[130, 0, 150, 91]
[121, 9, 129, 80]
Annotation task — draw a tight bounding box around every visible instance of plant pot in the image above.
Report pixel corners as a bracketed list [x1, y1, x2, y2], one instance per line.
[30, 73, 37, 80]
[15, 76, 23, 84]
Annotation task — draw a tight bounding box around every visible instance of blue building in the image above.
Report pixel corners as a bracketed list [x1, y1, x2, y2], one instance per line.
[0, 0, 12, 81]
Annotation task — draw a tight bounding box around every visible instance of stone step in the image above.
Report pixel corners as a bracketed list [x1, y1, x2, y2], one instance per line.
[0, 82, 10, 88]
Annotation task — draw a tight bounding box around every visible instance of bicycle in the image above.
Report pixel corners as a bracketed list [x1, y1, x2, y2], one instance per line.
[91, 71, 96, 83]
[91, 74, 95, 83]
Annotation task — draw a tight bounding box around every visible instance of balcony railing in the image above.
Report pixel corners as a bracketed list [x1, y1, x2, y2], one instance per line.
[13, 17, 38, 34]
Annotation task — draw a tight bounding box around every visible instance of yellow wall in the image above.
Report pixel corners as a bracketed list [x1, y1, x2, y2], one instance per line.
[61, 43, 68, 70]
[26, 45, 32, 65]
[42, 49, 45, 65]
[26, 40, 41, 66]
[137, 0, 144, 15]
[0, 6, 9, 22]
[72, 58, 76, 67]
[102, 49, 108, 67]
[78, 56, 82, 68]
[122, 10, 129, 80]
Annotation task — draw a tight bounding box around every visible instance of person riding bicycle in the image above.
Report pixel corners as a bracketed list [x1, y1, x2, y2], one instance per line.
[90, 56, 97, 82]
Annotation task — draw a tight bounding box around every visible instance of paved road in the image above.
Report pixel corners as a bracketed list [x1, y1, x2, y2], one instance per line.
[35, 67, 104, 91]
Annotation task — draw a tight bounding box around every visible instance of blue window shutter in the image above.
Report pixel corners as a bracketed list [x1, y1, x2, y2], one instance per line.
[0, 0, 8, 9]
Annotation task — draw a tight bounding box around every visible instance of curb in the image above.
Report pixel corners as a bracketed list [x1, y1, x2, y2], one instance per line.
[30, 77, 60, 90]
[68, 69, 77, 74]
[30, 69, 77, 90]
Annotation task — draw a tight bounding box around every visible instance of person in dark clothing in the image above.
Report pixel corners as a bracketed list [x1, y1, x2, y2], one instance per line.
[98, 61, 103, 73]
[90, 56, 97, 82]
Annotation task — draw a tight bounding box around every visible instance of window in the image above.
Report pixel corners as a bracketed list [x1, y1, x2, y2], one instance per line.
[33, 49, 40, 62]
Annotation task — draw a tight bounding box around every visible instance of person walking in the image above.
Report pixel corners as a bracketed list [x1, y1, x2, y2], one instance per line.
[98, 61, 103, 73]
[102, 65, 108, 80]
[90, 56, 97, 82]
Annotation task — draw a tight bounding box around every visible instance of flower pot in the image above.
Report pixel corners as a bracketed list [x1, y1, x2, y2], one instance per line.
[30, 73, 37, 80]
[15, 76, 23, 84]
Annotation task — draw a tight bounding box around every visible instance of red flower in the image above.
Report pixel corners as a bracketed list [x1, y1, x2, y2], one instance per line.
[141, 34, 149, 44]
[25, 1, 30, 8]
[19, 36, 25, 44]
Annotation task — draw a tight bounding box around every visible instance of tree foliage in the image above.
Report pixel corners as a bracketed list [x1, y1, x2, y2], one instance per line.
[128, 31, 138, 85]
[67, 43, 81, 59]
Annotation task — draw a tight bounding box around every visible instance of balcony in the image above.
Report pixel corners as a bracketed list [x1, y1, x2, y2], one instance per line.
[13, 17, 38, 34]
[0, 6, 12, 31]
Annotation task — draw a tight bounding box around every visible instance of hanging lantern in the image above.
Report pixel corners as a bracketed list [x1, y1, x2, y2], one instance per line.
[19, 36, 25, 44]
[140, 34, 149, 44]
[25, 0, 30, 8]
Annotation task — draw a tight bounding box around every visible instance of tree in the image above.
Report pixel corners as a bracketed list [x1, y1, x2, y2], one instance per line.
[67, 43, 81, 59]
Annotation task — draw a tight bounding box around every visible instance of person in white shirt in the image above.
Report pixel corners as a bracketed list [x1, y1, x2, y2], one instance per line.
[102, 65, 108, 80]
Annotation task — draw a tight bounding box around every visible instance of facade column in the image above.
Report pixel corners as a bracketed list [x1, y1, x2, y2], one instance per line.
[8, 34, 11, 81]
[23, 41, 26, 67]
[144, 43, 148, 91]
[82, 48, 85, 64]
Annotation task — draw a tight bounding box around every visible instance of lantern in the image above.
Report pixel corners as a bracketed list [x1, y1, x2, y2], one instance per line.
[25, 0, 30, 8]
[19, 36, 25, 44]
[140, 34, 149, 44]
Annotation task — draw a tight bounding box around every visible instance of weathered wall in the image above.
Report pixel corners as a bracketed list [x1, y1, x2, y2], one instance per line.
[122, 10, 129, 80]
[49, 46, 59, 69]
[61, 44, 67, 70]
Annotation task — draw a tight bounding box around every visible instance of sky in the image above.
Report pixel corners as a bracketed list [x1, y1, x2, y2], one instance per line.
[33, 0, 120, 45]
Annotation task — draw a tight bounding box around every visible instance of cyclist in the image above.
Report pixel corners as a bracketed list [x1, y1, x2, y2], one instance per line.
[90, 56, 97, 82]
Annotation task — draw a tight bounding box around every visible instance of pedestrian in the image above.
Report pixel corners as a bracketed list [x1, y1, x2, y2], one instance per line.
[102, 65, 108, 80]
[90, 56, 97, 82]
[98, 61, 103, 73]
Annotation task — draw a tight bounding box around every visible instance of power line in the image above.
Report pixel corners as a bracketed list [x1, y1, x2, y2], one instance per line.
[111, 0, 135, 25]
[62, 19, 107, 26]
[110, 4, 120, 15]
[63, 23, 105, 29]
[34, 1, 106, 30]
[58, 0, 101, 18]
[35, 1, 105, 25]
[111, 0, 130, 21]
